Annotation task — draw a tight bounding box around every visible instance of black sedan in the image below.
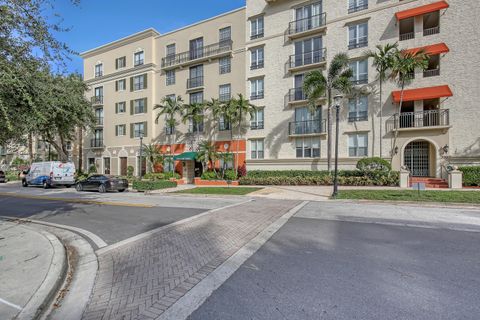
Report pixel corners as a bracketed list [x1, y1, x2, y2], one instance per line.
[75, 175, 128, 193]
[0, 171, 6, 183]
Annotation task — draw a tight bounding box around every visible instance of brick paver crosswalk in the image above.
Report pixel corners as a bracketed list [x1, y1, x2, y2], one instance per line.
[82, 199, 299, 320]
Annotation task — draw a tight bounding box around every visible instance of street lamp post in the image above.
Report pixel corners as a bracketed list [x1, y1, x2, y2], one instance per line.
[332, 94, 344, 198]
[139, 133, 144, 179]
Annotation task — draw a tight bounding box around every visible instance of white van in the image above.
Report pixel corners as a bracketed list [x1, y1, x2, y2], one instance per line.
[22, 161, 76, 188]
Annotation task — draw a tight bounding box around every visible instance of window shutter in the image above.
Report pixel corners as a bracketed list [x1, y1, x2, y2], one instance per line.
[130, 124, 134, 138]
[130, 100, 134, 115]
[130, 77, 134, 92]
[144, 98, 148, 113]
[115, 80, 118, 91]
[115, 58, 118, 70]
[143, 121, 148, 137]
[115, 103, 118, 114]
[143, 74, 148, 89]
[115, 125, 118, 136]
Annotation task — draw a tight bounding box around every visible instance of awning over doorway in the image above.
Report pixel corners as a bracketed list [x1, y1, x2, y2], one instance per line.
[392, 85, 453, 103]
[395, 1, 449, 20]
[173, 152, 197, 161]
[404, 43, 450, 56]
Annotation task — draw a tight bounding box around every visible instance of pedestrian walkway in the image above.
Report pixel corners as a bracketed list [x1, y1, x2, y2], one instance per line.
[82, 199, 299, 320]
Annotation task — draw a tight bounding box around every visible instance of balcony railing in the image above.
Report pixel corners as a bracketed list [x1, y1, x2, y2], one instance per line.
[250, 61, 264, 70]
[90, 139, 103, 148]
[289, 119, 326, 136]
[424, 26, 440, 36]
[250, 121, 264, 130]
[288, 13, 327, 36]
[386, 109, 449, 131]
[95, 117, 104, 126]
[188, 123, 204, 133]
[95, 71, 103, 78]
[250, 30, 264, 40]
[218, 121, 231, 131]
[351, 76, 368, 85]
[399, 32, 415, 41]
[165, 126, 175, 135]
[288, 87, 307, 102]
[423, 68, 440, 77]
[348, 3, 368, 13]
[250, 91, 264, 100]
[348, 38, 368, 50]
[219, 94, 231, 102]
[348, 112, 368, 122]
[187, 76, 204, 89]
[161, 40, 233, 68]
[91, 96, 103, 105]
[289, 48, 327, 69]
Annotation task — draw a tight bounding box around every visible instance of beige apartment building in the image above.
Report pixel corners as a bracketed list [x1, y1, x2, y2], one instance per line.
[82, 0, 480, 182]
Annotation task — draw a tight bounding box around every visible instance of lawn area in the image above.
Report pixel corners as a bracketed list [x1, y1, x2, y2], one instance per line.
[174, 187, 262, 195]
[336, 190, 480, 204]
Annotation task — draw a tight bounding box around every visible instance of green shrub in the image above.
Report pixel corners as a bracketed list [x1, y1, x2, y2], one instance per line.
[224, 169, 237, 181]
[201, 169, 237, 181]
[88, 164, 97, 174]
[201, 171, 218, 180]
[127, 166, 134, 177]
[5, 172, 19, 181]
[132, 180, 177, 191]
[459, 166, 480, 186]
[356, 157, 391, 172]
[143, 172, 181, 181]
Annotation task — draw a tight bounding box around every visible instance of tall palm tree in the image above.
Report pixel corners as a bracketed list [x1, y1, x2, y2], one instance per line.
[196, 140, 219, 176]
[205, 98, 223, 142]
[142, 143, 163, 173]
[181, 102, 205, 152]
[365, 43, 398, 158]
[229, 94, 257, 175]
[303, 53, 353, 171]
[154, 96, 183, 158]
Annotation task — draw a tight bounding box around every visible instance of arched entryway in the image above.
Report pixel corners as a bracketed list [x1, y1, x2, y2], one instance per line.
[403, 140, 437, 177]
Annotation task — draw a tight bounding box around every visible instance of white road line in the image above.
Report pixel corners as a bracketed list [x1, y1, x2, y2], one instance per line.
[0, 297, 22, 311]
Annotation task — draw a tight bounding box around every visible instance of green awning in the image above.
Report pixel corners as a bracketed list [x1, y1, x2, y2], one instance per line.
[173, 152, 197, 161]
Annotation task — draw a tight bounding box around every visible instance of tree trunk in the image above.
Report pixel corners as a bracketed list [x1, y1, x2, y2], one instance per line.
[28, 133, 33, 164]
[48, 138, 68, 162]
[78, 127, 83, 172]
[327, 89, 333, 171]
[379, 80, 383, 158]
[391, 80, 405, 164]
[235, 110, 242, 176]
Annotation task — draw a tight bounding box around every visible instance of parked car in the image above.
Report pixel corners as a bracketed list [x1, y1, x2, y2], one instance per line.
[22, 161, 76, 188]
[0, 171, 6, 183]
[75, 175, 128, 193]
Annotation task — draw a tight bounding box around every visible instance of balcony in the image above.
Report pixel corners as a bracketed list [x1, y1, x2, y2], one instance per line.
[95, 117, 104, 126]
[91, 96, 103, 106]
[348, 39, 368, 50]
[250, 121, 264, 130]
[250, 61, 264, 70]
[289, 119, 326, 136]
[423, 68, 440, 78]
[351, 75, 369, 85]
[424, 26, 440, 36]
[400, 32, 415, 41]
[287, 13, 327, 39]
[348, 111, 368, 122]
[287, 88, 326, 105]
[348, 3, 368, 14]
[250, 91, 264, 100]
[187, 76, 204, 90]
[386, 109, 450, 132]
[90, 139, 104, 148]
[161, 40, 233, 70]
[288, 48, 327, 72]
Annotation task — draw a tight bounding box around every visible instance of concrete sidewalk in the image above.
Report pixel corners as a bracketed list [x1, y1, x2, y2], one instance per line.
[0, 221, 66, 320]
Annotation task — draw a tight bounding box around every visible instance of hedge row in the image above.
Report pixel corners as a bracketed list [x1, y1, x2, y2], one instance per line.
[132, 180, 177, 191]
[239, 171, 399, 186]
[201, 170, 237, 181]
[142, 172, 181, 181]
[459, 166, 480, 186]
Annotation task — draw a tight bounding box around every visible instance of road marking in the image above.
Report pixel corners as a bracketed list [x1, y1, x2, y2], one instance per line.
[0, 192, 154, 208]
[0, 297, 22, 311]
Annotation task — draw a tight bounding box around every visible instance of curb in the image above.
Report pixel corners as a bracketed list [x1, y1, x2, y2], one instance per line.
[15, 226, 67, 320]
[332, 199, 480, 210]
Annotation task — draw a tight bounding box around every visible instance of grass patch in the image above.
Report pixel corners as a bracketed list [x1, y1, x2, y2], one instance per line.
[335, 190, 480, 204]
[175, 187, 262, 195]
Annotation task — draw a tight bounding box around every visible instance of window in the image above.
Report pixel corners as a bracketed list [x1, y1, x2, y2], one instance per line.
[94, 86, 103, 98]
[189, 37, 204, 60]
[348, 22, 368, 49]
[115, 124, 126, 136]
[163, 157, 174, 172]
[424, 54, 440, 77]
[348, 96, 368, 122]
[189, 91, 203, 104]
[116, 56, 126, 69]
[293, 107, 322, 135]
[95, 63, 103, 77]
[188, 117, 204, 133]
[250, 78, 264, 100]
[294, 1, 323, 33]
[188, 65, 203, 88]
[296, 137, 320, 158]
[132, 98, 146, 114]
[134, 51, 144, 66]
[250, 16, 264, 39]
[348, 133, 368, 157]
[95, 108, 103, 125]
[250, 139, 264, 159]
[116, 79, 126, 91]
[250, 109, 264, 130]
[219, 154, 234, 169]
[250, 47, 264, 70]
[132, 74, 147, 91]
[423, 11, 440, 36]
[350, 60, 368, 85]
[348, 0, 368, 13]
[293, 37, 324, 67]
[166, 70, 175, 85]
[132, 122, 146, 138]
[399, 18, 415, 41]
[165, 44, 176, 65]
[115, 102, 126, 114]
[219, 84, 231, 102]
[165, 94, 176, 101]
[218, 114, 231, 131]
[219, 56, 231, 74]
[219, 26, 231, 46]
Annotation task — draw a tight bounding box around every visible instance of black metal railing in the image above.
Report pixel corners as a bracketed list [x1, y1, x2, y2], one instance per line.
[423, 68, 440, 77]
[288, 13, 327, 35]
[250, 121, 264, 130]
[399, 32, 415, 41]
[91, 96, 103, 105]
[348, 3, 368, 13]
[289, 48, 327, 69]
[250, 30, 264, 40]
[348, 111, 368, 122]
[95, 71, 103, 78]
[348, 38, 368, 49]
[351, 75, 368, 85]
[250, 91, 264, 100]
[187, 76, 204, 89]
[288, 87, 307, 102]
[289, 119, 326, 135]
[95, 117, 104, 126]
[250, 61, 264, 70]
[161, 40, 233, 68]
[134, 59, 144, 67]
[386, 109, 449, 131]
[90, 139, 103, 148]
[218, 121, 231, 131]
[424, 26, 440, 36]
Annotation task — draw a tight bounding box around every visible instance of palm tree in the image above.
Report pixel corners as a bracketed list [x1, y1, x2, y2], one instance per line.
[205, 98, 223, 142]
[365, 43, 398, 158]
[181, 102, 205, 151]
[303, 53, 353, 171]
[154, 96, 183, 158]
[229, 94, 257, 175]
[142, 143, 163, 173]
[196, 140, 219, 177]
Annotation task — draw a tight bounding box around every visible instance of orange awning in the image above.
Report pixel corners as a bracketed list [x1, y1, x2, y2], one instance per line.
[396, 1, 449, 20]
[404, 43, 450, 56]
[392, 85, 453, 103]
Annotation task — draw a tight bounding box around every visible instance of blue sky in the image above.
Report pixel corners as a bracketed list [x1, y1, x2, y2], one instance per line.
[51, 0, 245, 74]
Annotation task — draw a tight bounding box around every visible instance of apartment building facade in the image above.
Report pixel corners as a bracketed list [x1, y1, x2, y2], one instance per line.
[82, 0, 480, 181]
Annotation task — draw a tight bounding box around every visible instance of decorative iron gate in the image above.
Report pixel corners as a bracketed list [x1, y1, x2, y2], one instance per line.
[404, 141, 430, 177]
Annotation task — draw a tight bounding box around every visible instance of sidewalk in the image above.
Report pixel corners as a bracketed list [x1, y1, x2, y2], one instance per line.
[0, 221, 66, 320]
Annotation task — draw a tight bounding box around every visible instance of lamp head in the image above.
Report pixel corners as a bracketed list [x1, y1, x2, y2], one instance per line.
[333, 94, 344, 106]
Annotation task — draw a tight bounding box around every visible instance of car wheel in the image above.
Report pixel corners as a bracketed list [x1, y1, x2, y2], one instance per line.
[43, 181, 49, 189]
[22, 180, 28, 187]
[98, 184, 106, 193]
[76, 184, 83, 192]
[118, 189, 125, 193]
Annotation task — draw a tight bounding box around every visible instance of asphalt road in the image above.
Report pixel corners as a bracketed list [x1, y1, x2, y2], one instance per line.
[190, 217, 480, 320]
